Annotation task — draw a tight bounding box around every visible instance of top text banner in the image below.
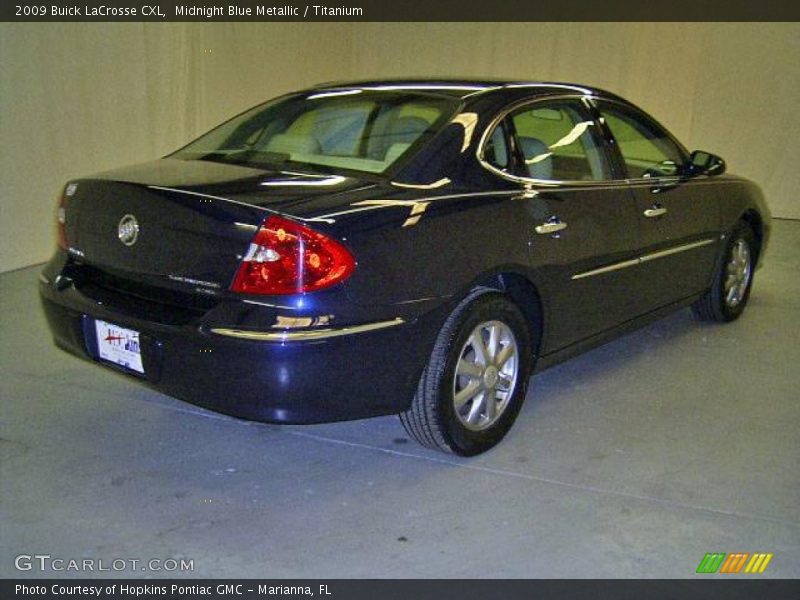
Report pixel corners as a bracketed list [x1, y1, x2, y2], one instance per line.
[4, 0, 800, 22]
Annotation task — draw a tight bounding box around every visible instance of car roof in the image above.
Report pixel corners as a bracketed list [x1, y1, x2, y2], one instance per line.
[307, 78, 621, 100]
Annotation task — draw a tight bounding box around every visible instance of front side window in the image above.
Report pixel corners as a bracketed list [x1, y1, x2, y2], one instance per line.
[596, 101, 687, 179]
[172, 91, 459, 175]
[501, 100, 610, 181]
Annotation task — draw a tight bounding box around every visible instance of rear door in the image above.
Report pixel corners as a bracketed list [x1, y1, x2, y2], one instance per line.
[483, 96, 642, 352]
[592, 99, 721, 309]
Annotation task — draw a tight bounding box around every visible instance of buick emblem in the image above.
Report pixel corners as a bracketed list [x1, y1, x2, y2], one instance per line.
[117, 214, 139, 246]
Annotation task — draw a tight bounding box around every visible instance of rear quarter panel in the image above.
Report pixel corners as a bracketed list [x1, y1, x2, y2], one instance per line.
[324, 187, 532, 309]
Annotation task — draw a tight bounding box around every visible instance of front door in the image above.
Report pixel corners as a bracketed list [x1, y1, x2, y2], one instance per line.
[594, 100, 721, 310]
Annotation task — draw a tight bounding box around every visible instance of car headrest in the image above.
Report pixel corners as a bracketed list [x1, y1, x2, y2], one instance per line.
[264, 133, 321, 156]
[518, 136, 553, 180]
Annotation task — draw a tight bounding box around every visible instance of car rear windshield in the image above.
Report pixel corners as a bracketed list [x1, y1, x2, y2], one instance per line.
[171, 90, 460, 175]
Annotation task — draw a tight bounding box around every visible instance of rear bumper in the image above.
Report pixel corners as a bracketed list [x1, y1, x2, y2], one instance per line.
[39, 272, 444, 424]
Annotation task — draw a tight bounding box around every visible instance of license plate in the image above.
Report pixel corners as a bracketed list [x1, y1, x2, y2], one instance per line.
[94, 319, 144, 374]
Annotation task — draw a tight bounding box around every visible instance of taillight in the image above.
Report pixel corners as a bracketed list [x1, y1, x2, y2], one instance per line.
[231, 215, 356, 295]
[56, 188, 68, 250]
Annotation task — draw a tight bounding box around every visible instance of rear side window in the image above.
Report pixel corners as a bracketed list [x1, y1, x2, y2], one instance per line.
[596, 101, 687, 179]
[504, 100, 610, 181]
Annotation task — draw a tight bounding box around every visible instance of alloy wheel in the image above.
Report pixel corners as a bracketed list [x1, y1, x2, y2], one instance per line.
[452, 320, 519, 431]
[725, 238, 752, 307]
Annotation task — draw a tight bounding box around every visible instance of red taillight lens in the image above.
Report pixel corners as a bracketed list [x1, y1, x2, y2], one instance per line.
[56, 189, 68, 250]
[231, 215, 356, 295]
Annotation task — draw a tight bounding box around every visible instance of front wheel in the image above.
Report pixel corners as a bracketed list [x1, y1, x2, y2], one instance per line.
[692, 222, 756, 322]
[399, 292, 534, 456]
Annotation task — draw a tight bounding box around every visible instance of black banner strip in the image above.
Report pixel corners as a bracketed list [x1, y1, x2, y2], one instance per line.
[3, 579, 800, 600]
[3, 0, 800, 22]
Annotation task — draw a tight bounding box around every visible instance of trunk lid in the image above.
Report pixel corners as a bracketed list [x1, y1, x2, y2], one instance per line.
[62, 159, 380, 296]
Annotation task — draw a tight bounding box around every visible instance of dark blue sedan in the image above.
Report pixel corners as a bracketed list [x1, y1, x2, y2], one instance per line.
[40, 79, 771, 455]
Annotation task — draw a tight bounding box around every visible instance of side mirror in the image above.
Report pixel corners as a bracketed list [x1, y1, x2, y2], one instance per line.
[690, 150, 726, 177]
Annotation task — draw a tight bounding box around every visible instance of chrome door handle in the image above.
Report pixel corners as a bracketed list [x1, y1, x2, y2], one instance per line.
[535, 219, 568, 235]
[643, 206, 667, 218]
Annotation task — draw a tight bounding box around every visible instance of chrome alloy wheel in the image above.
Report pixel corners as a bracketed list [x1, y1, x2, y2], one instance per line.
[453, 320, 519, 431]
[725, 238, 752, 308]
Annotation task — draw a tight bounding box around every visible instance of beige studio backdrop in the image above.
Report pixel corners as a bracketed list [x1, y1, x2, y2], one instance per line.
[1, 22, 798, 273]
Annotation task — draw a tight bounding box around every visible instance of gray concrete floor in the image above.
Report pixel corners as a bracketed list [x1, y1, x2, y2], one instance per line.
[1, 220, 798, 579]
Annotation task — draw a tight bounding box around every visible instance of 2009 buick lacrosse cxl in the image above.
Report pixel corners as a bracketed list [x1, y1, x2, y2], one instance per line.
[40, 79, 770, 455]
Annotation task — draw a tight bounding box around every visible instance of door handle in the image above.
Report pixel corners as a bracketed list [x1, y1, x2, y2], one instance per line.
[643, 205, 667, 218]
[535, 217, 568, 235]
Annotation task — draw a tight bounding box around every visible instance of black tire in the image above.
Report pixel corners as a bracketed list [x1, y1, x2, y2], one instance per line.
[692, 222, 757, 322]
[399, 291, 534, 456]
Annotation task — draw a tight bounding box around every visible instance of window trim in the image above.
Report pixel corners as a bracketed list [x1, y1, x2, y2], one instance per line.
[588, 97, 691, 184]
[476, 94, 621, 187]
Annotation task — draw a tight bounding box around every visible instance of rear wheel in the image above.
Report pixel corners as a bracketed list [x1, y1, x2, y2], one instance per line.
[399, 292, 534, 456]
[692, 222, 756, 322]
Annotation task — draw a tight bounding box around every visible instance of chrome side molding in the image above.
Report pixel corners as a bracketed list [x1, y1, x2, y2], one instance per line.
[572, 238, 716, 280]
[639, 239, 717, 263]
[571, 257, 641, 280]
[209, 317, 405, 342]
